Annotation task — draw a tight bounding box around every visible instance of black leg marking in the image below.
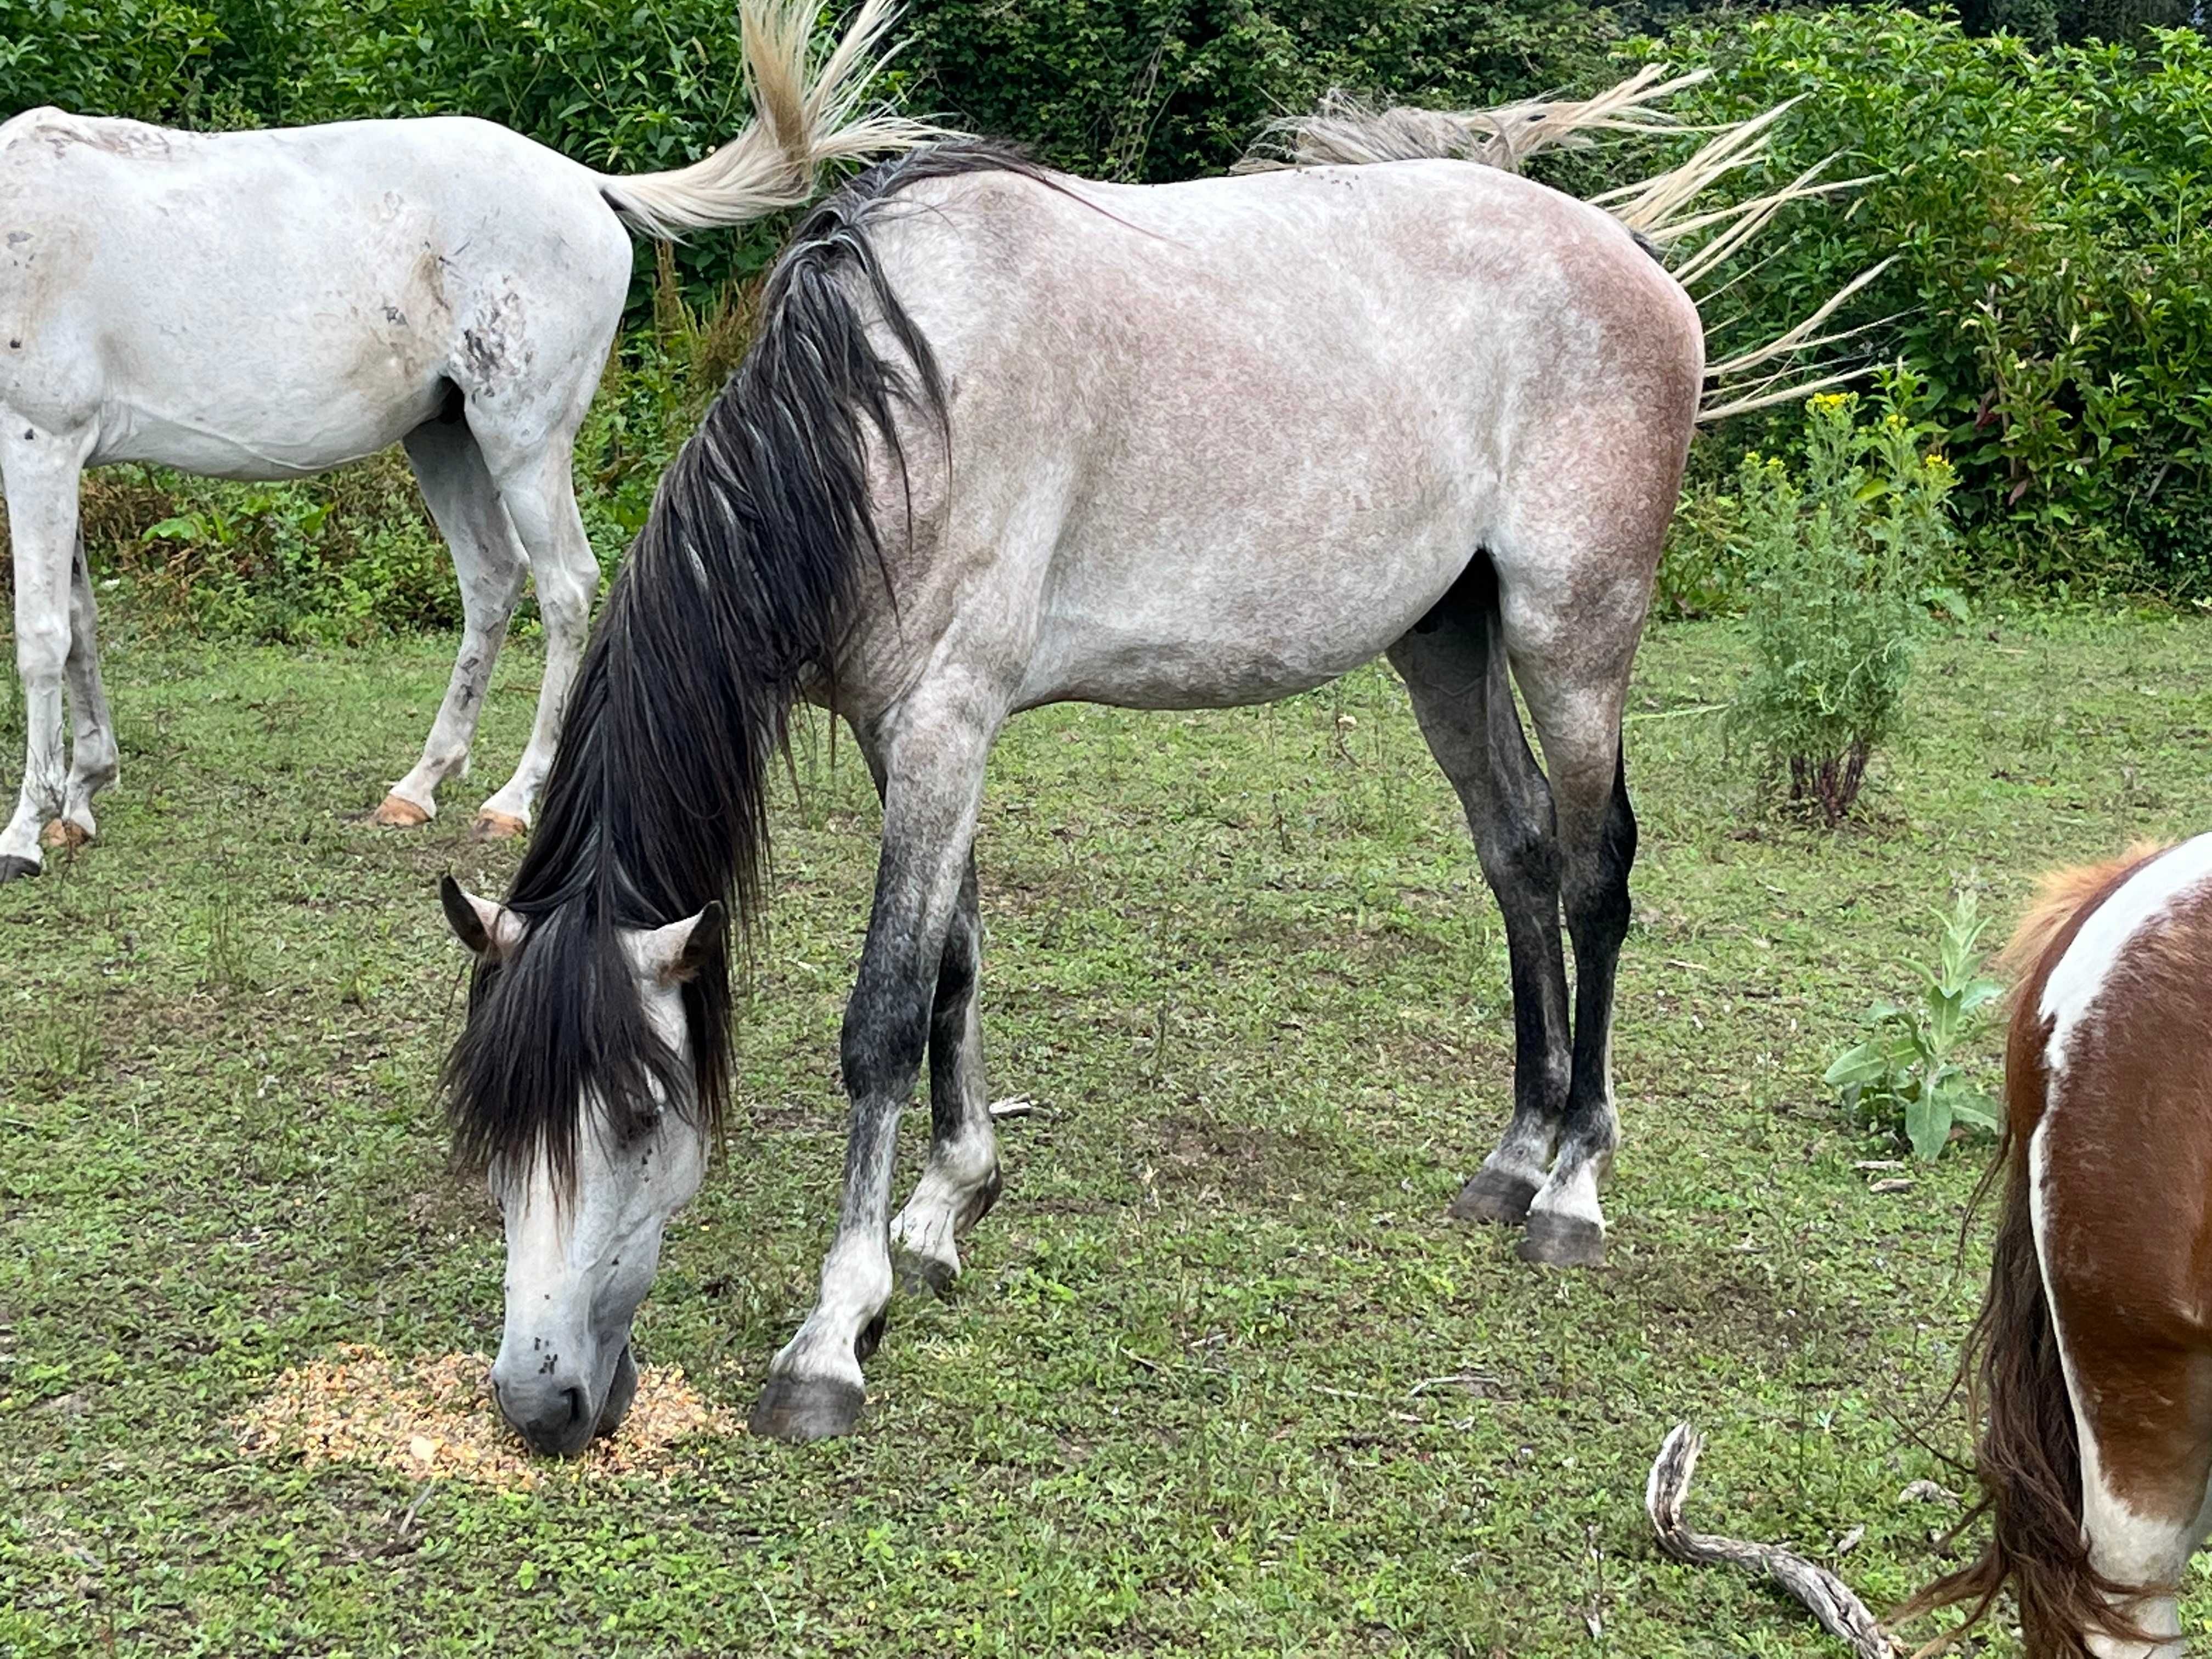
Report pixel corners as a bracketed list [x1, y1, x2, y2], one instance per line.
[1387, 555, 1573, 1221]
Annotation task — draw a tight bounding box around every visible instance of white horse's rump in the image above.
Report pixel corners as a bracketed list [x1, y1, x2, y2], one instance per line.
[0, 0, 923, 874]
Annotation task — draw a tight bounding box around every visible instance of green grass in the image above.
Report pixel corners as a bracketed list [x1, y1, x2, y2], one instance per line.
[5, 610, 2212, 1656]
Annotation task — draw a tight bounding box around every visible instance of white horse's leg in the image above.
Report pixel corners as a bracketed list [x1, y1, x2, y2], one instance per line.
[1385, 563, 1571, 1231]
[50, 534, 119, 849]
[752, 686, 999, 1441]
[373, 419, 528, 828]
[471, 435, 598, 839]
[0, 419, 91, 882]
[890, 851, 1004, 1294]
[2074, 1414, 2209, 1657]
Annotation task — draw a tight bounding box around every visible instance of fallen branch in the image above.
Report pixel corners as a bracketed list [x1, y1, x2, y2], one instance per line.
[1645, 1423, 1898, 1658]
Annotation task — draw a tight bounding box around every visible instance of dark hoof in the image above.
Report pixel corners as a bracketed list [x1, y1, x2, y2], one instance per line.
[895, 1248, 957, 1300]
[959, 1165, 1005, 1233]
[1517, 1211, 1607, 1268]
[748, 1374, 865, 1442]
[854, 1310, 888, 1365]
[594, 1346, 639, 1439]
[1449, 1166, 1538, 1226]
[0, 855, 38, 884]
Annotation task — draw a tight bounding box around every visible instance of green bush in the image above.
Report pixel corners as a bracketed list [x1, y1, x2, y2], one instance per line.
[1631, 8, 2212, 595]
[1726, 383, 1959, 825]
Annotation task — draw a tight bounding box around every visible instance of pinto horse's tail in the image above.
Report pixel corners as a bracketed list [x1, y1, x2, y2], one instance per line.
[1888, 850, 2172, 1657]
[596, 0, 939, 240]
[1241, 67, 1886, 421]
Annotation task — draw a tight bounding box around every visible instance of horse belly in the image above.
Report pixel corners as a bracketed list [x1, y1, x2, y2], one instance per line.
[1019, 521, 1470, 712]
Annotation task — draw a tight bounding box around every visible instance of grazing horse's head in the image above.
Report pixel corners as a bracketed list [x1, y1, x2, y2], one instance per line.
[438, 876, 726, 1457]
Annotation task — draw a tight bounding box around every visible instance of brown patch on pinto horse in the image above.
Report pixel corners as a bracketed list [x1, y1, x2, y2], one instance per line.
[1898, 844, 2185, 1657]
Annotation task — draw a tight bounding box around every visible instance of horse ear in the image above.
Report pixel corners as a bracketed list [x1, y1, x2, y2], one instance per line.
[439, 874, 524, 961]
[631, 901, 727, 986]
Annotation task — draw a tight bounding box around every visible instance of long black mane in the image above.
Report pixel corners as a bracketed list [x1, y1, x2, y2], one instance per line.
[443, 140, 1047, 1184]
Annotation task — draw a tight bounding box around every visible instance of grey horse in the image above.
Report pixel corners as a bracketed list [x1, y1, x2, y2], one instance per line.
[439, 94, 1850, 1451]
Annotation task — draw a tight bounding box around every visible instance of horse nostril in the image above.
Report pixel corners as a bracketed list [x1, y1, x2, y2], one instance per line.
[562, 1386, 585, 1426]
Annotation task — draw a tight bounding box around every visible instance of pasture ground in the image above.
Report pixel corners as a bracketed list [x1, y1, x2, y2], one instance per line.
[4, 610, 2210, 1656]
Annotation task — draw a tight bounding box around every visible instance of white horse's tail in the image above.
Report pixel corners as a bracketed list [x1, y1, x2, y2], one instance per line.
[597, 0, 940, 239]
[1243, 67, 1886, 421]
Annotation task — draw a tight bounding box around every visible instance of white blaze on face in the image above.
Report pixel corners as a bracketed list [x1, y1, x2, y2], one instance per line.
[441, 881, 724, 1454]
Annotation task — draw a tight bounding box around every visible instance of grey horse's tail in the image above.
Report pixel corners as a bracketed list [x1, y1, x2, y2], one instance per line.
[596, 0, 940, 239]
[1243, 68, 1887, 420]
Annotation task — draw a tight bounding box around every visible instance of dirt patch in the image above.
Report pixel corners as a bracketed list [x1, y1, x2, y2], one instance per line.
[236, 1345, 736, 1488]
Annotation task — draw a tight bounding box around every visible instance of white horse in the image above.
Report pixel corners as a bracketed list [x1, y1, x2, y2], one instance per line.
[0, 0, 927, 879]
[437, 82, 1867, 1454]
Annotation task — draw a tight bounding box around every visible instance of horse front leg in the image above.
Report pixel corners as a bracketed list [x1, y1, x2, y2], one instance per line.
[750, 689, 998, 1442]
[890, 851, 1005, 1296]
[0, 419, 91, 882]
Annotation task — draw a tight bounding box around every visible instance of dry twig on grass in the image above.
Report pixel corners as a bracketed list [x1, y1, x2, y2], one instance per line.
[1645, 1422, 1899, 1658]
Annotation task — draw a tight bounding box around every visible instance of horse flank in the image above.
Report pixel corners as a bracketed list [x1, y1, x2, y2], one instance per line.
[441, 142, 1049, 1188]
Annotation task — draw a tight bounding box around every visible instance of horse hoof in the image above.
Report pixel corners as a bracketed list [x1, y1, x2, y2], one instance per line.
[370, 793, 432, 828]
[594, 1346, 639, 1439]
[471, 810, 528, 843]
[1449, 1166, 1538, 1226]
[1518, 1211, 1607, 1269]
[38, 820, 90, 851]
[748, 1375, 865, 1443]
[895, 1248, 957, 1300]
[0, 855, 39, 884]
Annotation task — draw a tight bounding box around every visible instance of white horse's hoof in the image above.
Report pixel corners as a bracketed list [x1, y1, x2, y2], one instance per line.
[370, 792, 433, 828]
[38, 819, 91, 851]
[471, 809, 528, 842]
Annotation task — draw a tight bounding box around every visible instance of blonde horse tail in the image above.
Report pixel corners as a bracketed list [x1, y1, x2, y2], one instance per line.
[597, 0, 941, 240]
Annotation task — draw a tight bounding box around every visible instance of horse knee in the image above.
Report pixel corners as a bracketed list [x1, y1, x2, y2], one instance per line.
[14, 616, 68, 685]
[841, 975, 933, 1104]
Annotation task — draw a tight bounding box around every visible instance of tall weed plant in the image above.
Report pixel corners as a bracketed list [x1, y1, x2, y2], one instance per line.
[1728, 382, 1959, 826]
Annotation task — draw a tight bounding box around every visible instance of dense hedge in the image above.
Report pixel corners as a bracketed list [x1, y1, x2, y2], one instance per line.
[7, 2, 2212, 596]
[1643, 9, 2212, 592]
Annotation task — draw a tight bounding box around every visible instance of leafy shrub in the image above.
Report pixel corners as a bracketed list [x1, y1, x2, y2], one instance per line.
[1725, 383, 1958, 825]
[1825, 888, 2004, 1159]
[1632, 8, 2212, 595]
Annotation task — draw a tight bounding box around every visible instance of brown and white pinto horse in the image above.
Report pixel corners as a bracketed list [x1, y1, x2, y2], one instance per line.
[1904, 836, 2212, 1657]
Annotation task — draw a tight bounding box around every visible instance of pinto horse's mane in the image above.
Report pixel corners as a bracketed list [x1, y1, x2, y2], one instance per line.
[442, 140, 1051, 1185]
[1993, 840, 2174, 982]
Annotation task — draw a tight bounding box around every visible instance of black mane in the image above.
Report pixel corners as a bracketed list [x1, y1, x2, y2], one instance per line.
[442, 140, 1049, 1183]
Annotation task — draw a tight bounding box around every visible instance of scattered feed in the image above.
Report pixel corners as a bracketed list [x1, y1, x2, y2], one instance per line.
[235, 1344, 736, 1488]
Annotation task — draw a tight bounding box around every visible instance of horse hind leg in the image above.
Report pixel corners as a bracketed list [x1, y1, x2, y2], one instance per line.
[890, 850, 1005, 1297]
[1493, 518, 1659, 1269]
[467, 427, 599, 839]
[1386, 556, 1572, 1233]
[0, 417, 91, 882]
[46, 533, 119, 850]
[374, 417, 527, 828]
[2067, 1348, 2212, 1657]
